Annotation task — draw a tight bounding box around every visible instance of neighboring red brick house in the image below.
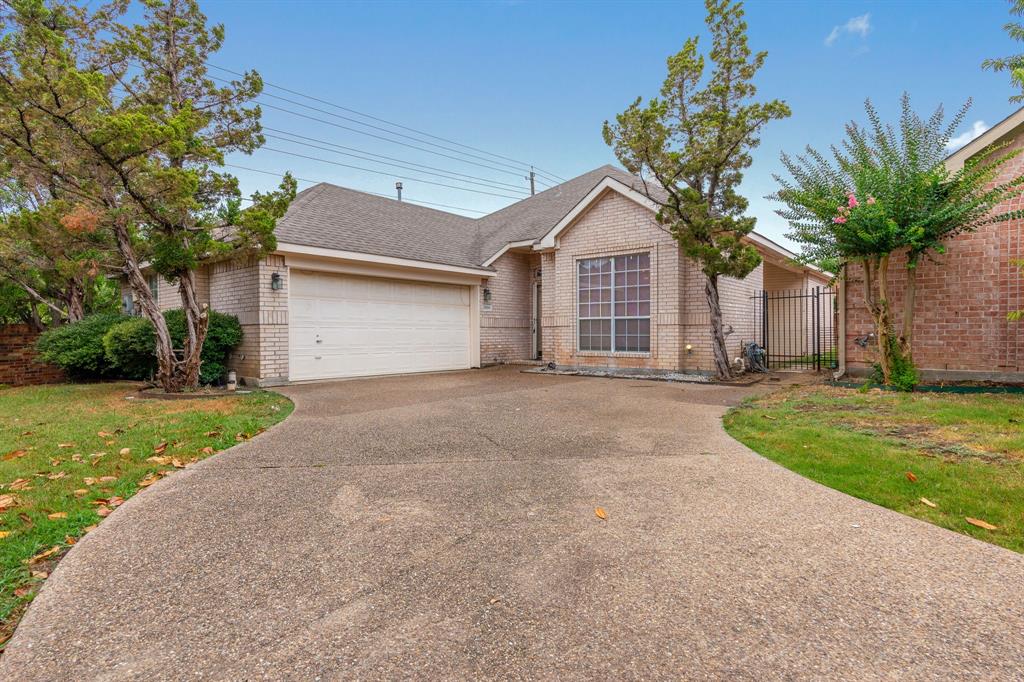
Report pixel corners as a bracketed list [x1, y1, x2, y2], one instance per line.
[0, 324, 64, 386]
[839, 108, 1024, 382]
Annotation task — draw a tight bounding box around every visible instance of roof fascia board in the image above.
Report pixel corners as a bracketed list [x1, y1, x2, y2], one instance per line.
[481, 239, 536, 267]
[945, 106, 1024, 173]
[276, 242, 495, 277]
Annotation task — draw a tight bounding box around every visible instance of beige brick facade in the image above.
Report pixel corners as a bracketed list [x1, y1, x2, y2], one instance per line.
[528, 190, 766, 374]
[480, 251, 537, 364]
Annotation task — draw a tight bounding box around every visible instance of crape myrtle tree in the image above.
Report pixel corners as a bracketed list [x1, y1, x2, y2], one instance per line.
[982, 0, 1024, 103]
[772, 95, 1024, 386]
[0, 0, 295, 391]
[603, 0, 790, 379]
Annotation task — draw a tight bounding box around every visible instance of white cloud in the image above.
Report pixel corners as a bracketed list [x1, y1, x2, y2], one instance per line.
[946, 120, 989, 151]
[825, 13, 871, 47]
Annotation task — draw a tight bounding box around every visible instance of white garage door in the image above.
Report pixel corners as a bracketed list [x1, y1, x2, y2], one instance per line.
[289, 270, 471, 381]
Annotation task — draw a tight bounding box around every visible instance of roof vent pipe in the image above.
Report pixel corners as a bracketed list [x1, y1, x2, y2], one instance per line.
[395, 181, 403, 202]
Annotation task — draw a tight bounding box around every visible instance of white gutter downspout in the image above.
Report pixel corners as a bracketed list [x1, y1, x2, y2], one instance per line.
[833, 265, 847, 380]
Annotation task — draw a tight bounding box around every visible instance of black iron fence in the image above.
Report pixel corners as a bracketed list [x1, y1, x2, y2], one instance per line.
[750, 287, 837, 371]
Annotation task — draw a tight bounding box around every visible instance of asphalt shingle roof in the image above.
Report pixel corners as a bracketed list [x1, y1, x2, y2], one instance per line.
[273, 164, 656, 269]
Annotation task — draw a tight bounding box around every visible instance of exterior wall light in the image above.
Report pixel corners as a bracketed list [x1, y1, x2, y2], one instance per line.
[685, 344, 693, 354]
[483, 288, 492, 303]
[270, 272, 283, 291]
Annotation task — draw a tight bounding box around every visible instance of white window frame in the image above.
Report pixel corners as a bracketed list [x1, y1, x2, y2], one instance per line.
[577, 253, 651, 354]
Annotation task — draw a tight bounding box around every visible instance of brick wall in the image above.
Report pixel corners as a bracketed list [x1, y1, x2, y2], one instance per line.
[480, 251, 535, 364]
[0, 325, 64, 386]
[844, 136, 1024, 381]
[543, 190, 683, 371]
[209, 258, 262, 383]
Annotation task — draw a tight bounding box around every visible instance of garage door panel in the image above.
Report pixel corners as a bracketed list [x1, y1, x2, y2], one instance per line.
[289, 270, 472, 381]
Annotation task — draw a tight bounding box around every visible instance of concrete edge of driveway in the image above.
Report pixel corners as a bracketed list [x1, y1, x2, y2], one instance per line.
[3, 386, 299, 642]
[716, 401, 1024, 560]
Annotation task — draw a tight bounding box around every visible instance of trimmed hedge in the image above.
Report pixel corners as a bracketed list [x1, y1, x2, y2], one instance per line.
[103, 309, 242, 385]
[36, 313, 128, 379]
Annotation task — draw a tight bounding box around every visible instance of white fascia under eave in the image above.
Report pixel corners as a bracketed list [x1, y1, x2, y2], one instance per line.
[481, 239, 536, 267]
[275, 242, 495, 278]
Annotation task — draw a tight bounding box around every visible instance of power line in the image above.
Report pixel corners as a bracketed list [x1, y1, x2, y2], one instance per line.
[258, 100, 540, 182]
[226, 163, 489, 215]
[256, 147, 528, 200]
[208, 63, 567, 183]
[263, 130, 529, 194]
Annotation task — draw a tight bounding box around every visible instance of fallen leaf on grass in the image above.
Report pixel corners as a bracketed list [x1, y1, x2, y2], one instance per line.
[761, 414, 777, 421]
[30, 570, 48, 579]
[97, 431, 114, 438]
[200, 447, 214, 455]
[64, 535, 76, 545]
[107, 496, 124, 508]
[47, 512, 67, 520]
[594, 507, 607, 520]
[2, 450, 26, 461]
[73, 489, 88, 497]
[153, 442, 168, 455]
[71, 454, 83, 463]
[57, 443, 74, 449]
[118, 448, 131, 456]
[49, 458, 62, 467]
[13, 585, 33, 597]
[46, 471, 67, 481]
[98, 476, 117, 483]
[138, 473, 161, 488]
[204, 430, 220, 437]
[147, 456, 172, 465]
[83, 477, 97, 486]
[0, 494, 20, 511]
[965, 517, 998, 531]
[83, 524, 96, 533]
[0, 531, 10, 539]
[27, 546, 60, 564]
[95, 507, 111, 518]
[905, 471, 918, 482]
[8, 478, 32, 491]
[170, 458, 185, 469]
[920, 498, 938, 508]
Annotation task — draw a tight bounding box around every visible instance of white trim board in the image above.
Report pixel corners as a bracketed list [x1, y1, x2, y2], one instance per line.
[276, 242, 494, 277]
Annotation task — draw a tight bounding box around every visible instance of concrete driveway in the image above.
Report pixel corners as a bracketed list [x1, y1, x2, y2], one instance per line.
[3, 367, 1023, 680]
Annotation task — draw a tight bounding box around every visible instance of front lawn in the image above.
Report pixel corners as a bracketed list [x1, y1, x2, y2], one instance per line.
[724, 385, 1024, 553]
[0, 382, 292, 648]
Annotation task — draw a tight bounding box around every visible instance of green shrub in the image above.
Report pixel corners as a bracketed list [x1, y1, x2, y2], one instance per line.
[870, 336, 918, 392]
[36, 313, 127, 379]
[101, 309, 242, 385]
[102, 317, 156, 380]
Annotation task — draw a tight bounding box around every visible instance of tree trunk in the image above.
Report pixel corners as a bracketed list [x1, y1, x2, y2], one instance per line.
[66, 277, 85, 323]
[112, 219, 181, 392]
[862, 254, 894, 383]
[705, 273, 734, 380]
[176, 268, 209, 388]
[900, 261, 917, 362]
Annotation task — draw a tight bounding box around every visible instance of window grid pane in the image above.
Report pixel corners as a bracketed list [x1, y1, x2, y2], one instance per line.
[578, 253, 650, 353]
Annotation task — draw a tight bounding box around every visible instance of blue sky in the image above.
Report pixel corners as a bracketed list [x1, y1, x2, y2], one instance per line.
[206, 0, 1021, 249]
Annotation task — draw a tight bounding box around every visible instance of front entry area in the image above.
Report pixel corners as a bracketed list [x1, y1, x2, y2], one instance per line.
[289, 269, 472, 381]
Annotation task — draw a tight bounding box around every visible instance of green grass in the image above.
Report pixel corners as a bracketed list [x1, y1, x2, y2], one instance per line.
[724, 385, 1024, 553]
[0, 382, 292, 646]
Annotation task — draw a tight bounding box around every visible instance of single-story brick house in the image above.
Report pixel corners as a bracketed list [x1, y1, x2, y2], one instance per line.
[127, 165, 827, 385]
[837, 108, 1024, 383]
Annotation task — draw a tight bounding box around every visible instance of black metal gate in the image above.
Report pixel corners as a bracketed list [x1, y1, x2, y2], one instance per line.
[751, 287, 837, 371]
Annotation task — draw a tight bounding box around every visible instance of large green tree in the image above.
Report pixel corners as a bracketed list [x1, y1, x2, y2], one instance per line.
[603, 0, 790, 379]
[0, 0, 294, 390]
[773, 96, 1024, 386]
[982, 0, 1024, 102]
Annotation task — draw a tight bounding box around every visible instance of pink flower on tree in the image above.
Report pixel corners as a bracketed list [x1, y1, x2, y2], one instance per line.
[847, 192, 858, 208]
[833, 216, 847, 224]
[867, 196, 877, 205]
